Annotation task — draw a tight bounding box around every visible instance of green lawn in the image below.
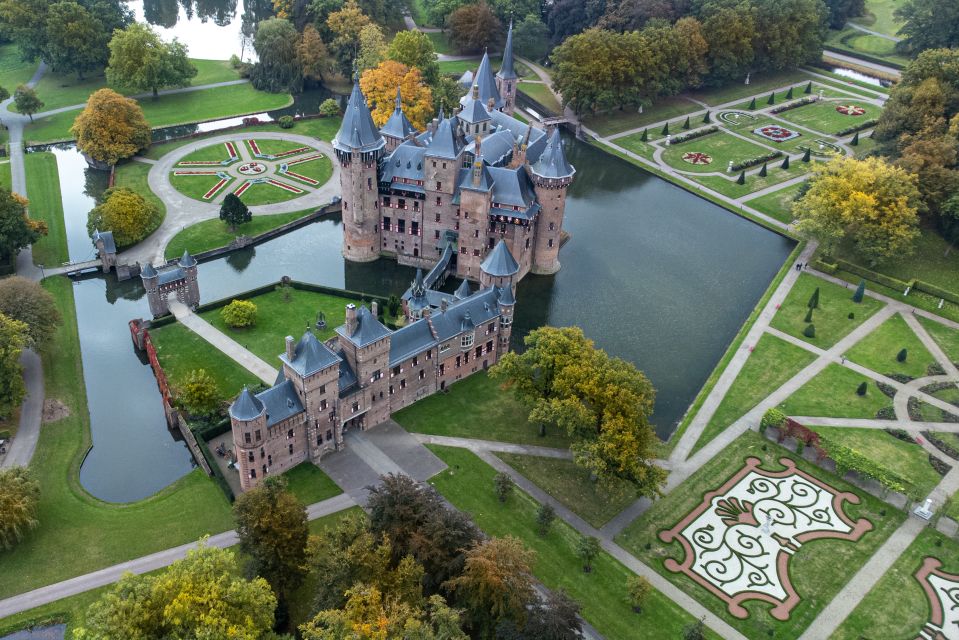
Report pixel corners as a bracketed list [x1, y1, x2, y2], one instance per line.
[779, 364, 893, 418]
[248, 138, 313, 157]
[0, 44, 37, 93]
[0, 277, 235, 600]
[847, 312, 937, 378]
[114, 159, 166, 223]
[813, 427, 943, 498]
[24, 84, 293, 144]
[282, 156, 333, 186]
[824, 27, 912, 67]
[171, 172, 232, 201]
[618, 430, 906, 640]
[777, 99, 880, 136]
[0, 162, 9, 191]
[584, 97, 701, 137]
[425, 31, 454, 55]
[919, 317, 959, 363]
[176, 143, 237, 164]
[745, 181, 806, 223]
[149, 321, 260, 400]
[494, 452, 636, 528]
[517, 81, 562, 115]
[282, 462, 342, 505]
[687, 70, 811, 106]
[392, 371, 572, 448]
[693, 333, 817, 454]
[234, 180, 307, 206]
[613, 133, 658, 161]
[164, 209, 316, 259]
[770, 273, 885, 348]
[831, 527, 950, 640]
[693, 162, 812, 198]
[23, 152, 68, 266]
[661, 130, 774, 174]
[848, 0, 906, 37]
[428, 445, 713, 640]
[803, 67, 890, 97]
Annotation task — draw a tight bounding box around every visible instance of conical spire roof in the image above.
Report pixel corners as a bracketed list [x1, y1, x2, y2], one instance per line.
[531, 128, 575, 180]
[481, 240, 519, 277]
[140, 262, 157, 278]
[381, 86, 417, 140]
[230, 386, 265, 421]
[454, 279, 471, 299]
[497, 21, 517, 81]
[472, 50, 503, 110]
[180, 249, 196, 268]
[426, 114, 463, 159]
[334, 81, 386, 154]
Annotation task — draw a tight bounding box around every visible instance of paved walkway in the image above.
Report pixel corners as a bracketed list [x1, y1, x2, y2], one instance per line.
[412, 433, 574, 459]
[846, 21, 901, 42]
[0, 493, 355, 619]
[793, 416, 959, 432]
[168, 300, 278, 384]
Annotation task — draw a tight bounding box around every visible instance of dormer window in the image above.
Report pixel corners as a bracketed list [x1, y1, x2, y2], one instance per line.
[461, 334, 474, 349]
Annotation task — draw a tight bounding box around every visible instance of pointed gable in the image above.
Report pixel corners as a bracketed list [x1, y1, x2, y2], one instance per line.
[336, 305, 391, 347]
[426, 115, 463, 159]
[280, 330, 341, 377]
[230, 387, 264, 421]
[531, 128, 575, 180]
[472, 51, 503, 110]
[481, 240, 520, 277]
[333, 81, 385, 154]
[380, 87, 417, 140]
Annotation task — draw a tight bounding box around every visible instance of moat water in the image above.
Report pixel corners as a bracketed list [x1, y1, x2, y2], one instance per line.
[46, 131, 793, 502]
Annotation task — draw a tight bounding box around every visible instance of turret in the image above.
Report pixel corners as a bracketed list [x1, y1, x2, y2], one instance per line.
[480, 239, 520, 292]
[496, 21, 518, 115]
[458, 84, 492, 137]
[380, 87, 417, 152]
[230, 387, 267, 491]
[495, 284, 516, 353]
[140, 262, 164, 318]
[423, 109, 464, 255]
[333, 81, 386, 263]
[463, 50, 502, 112]
[457, 144, 493, 280]
[179, 249, 200, 309]
[528, 128, 575, 275]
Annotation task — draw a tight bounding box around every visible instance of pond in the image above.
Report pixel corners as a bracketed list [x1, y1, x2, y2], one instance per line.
[51, 129, 792, 502]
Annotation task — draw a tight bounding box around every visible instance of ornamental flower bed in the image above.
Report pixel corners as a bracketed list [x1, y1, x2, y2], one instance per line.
[282, 168, 320, 185]
[753, 125, 801, 142]
[730, 150, 783, 172]
[225, 141, 239, 158]
[681, 152, 713, 165]
[234, 181, 254, 197]
[203, 178, 230, 200]
[836, 104, 866, 116]
[267, 178, 304, 194]
[173, 169, 220, 175]
[273, 146, 311, 159]
[287, 153, 325, 165]
[769, 96, 818, 114]
[668, 126, 719, 145]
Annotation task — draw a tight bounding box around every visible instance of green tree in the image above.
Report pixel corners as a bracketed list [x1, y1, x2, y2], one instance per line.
[0, 313, 28, 418]
[251, 18, 303, 93]
[896, 0, 959, 52]
[856, 381, 868, 395]
[488, 0, 540, 24]
[44, 1, 109, 79]
[853, 279, 865, 302]
[575, 535, 600, 573]
[752, 0, 827, 72]
[551, 28, 648, 115]
[0, 187, 43, 265]
[320, 98, 341, 117]
[448, 2, 502, 54]
[297, 24, 329, 84]
[234, 475, 309, 603]
[0, 0, 54, 61]
[106, 22, 197, 97]
[494, 471, 514, 502]
[824, 0, 866, 29]
[627, 575, 652, 613]
[0, 276, 60, 349]
[536, 502, 556, 537]
[432, 75, 464, 114]
[221, 299, 258, 328]
[683, 617, 707, 640]
[356, 23, 387, 73]
[86, 187, 161, 247]
[808, 287, 820, 309]
[513, 13, 549, 61]
[424, 0, 470, 26]
[71, 89, 152, 166]
[0, 466, 40, 550]
[301, 590, 467, 640]
[73, 542, 276, 640]
[177, 369, 221, 417]
[700, 3, 757, 83]
[219, 193, 252, 231]
[327, 0, 372, 76]
[12, 85, 43, 122]
[387, 30, 439, 85]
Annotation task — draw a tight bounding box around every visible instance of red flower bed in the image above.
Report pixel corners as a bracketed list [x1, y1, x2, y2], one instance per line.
[681, 151, 713, 165]
[836, 104, 866, 116]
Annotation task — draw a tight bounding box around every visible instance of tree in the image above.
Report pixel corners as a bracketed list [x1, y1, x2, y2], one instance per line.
[0, 276, 60, 349]
[547, 0, 604, 45]
[496, 590, 582, 640]
[896, 0, 959, 52]
[626, 575, 652, 613]
[824, 0, 866, 29]
[221, 299, 258, 328]
[43, 2, 110, 79]
[106, 22, 197, 97]
[808, 287, 820, 309]
[536, 503, 555, 537]
[513, 13, 549, 61]
[444, 536, 536, 635]
[0, 466, 40, 550]
[576, 535, 600, 573]
[356, 23, 387, 73]
[782, 155, 790, 170]
[760, 408, 787, 432]
[0, 313, 28, 418]
[736, 170, 745, 185]
[320, 98, 341, 117]
[297, 24, 329, 84]
[234, 475, 309, 603]
[387, 30, 439, 85]
[387, 294, 401, 317]
[488, 0, 540, 24]
[0, 188, 43, 265]
[491, 326, 665, 495]
[494, 471, 514, 502]
[177, 369, 221, 417]
[853, 279, 866, 302]
[856, 381, 868, 396]
[683, 617, 707, 640]
[0, 0, 54, 61]
[73, 542, 276, 639]
[759, 163, 768, 177]
[700, 4, 757, 84]
[360, 61, 434, 131]
[794, 157, 922, 262]
[251, 18, 303, 93]
[302, 589, 467, 640]
[71, 89, 151, 166]
[12, 85, 42, 122]
[550, 28, 647, 115]
[897, 348, 908, 362]
[803, 324, 816, 338]
[804, 307, 813, 322]
[432, 75, 464, 115]
[751, 0, 828, 72]
[448, 2, 502, 55]
[86, 187, 161, 248]
[327, 0, 372, 76]
[220, 193, 252, 231]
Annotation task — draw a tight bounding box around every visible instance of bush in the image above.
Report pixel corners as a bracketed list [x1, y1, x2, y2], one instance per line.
[229, 54, 241, 68]
[627, 575, 652, 613]
[803, 324, 816, 338]
[493, 472, 513, 503]
[852, 280, 865, 303]
[856, 381, 867, 396]
[661, 122, 669, 136]
[834, 258, 912, 292]
[87, 187, 162, 248]
[897, 348, 908, 362]
[760, 408, 787, 433]
[319, 98, 341, 117]
[804, 307, 813, 322]
[850, 132, 859, 146]
[769, 96, 817, 114]
[808, 287, 819, 309]
[682, 116, 690, 130]
[667, 126, 718, 145]
[913, 280, 959, 306]
[640, 128, 648, 142]
[848, 312, 855, 319]
[536, 503, 556, 537]
[748, 97, 756, 110]
[221, 299, 257, 328]
[781, 155, 790, 170]
[736, 171, 745, 185]
[277, 115, 294, 129]
[835, 118, 878, 136]
[731, 151, 782, 172]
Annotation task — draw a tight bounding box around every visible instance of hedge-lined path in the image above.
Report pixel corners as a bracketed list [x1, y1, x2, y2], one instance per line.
[412, 433, 576, 460]
[793, 416, 959, 432]
[126, 132, 340, 265]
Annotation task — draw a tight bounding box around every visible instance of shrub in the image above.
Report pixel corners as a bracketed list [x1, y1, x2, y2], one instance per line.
[804, 307, 813, 322]
[177, 369, 222, 417]
[229, 54, 241, 68]
[852, 280, 865, 302]
[834, 259, 912, 292]
[748, 97, 756, 110]
[0, 466, 40, 550]
[668, 126, 719, 145]
[835, 119, 878, 136]
[767, 92, 775, 105]
[802, 148, 811, 162]
[576, 535, 600, 573]
[913, 280, 959, 306]
[804, 81, 813, 94]
[803, 324, 816, 338]
[736, 171, 745, 185]
[808, 287, 819, 309]
[493, 472, 513, 503]
[702, 111, 711, 123]
[319, 98, 341, 117]
[682, 116, 690, 130]
[759, 163, 767, 177]
[897, 348, 908, 362]
[850, 131, 859, 146]
[640, 128, 648, 142]
[769, 96, 817, 114]
[536, 503, 556, 537]
[786, 87, 794, 99]
[781, 155, 790, 169]
[760, 408, 787, 433]
[856, 381, 867, 396]
[87, 187, 162, 248]
[221, 299, 257, 328]
[277, 115, 295, 129]
[877, 382, 897, 398]
[848, 312, 855, 319]
[387, 294, 401, 317]
[627, 575, 652, 613]
[661, 122, 669, 136]
[731, 150, 782, 172]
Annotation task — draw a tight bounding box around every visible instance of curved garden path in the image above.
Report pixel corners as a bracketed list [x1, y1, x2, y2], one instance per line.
[124, 132, 340, 265]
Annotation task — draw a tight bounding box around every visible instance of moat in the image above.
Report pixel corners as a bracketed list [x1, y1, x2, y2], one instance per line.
[50, 133, 793, 502]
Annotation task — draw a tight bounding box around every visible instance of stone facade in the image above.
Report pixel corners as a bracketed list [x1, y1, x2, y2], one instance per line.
[140, 250, 200, 318]
[92, 230, 117, 273]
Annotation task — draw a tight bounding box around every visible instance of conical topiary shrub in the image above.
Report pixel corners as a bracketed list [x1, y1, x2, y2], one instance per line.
[803, 324, 816, 338]
[703, 111, 711, 123]
[804, 307, 813, 322]
[852, 280, 865, 303]
[736, 170, 746, 185]
[802, 148, 811, 162]
[786, 87, 794, 99]
[856, 382, 868, 396]
[662, 122, 669, 136]
[759, 163, 768, 177]
[767, 92, 775, 105]
[808, 287, 819, 309]
[748, 97, 756, 110]
[682, 116, 690, 130]
[897, 348, 908, 362]
[805, 81, 813, 94]
[851, 132, 860, 146]
[640, 128, 648, 142]
[781, 156, 790, 169]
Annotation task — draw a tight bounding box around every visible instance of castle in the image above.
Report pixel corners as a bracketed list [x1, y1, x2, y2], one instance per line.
[334, 22, 576, 281]
[140, 250, 200, 317]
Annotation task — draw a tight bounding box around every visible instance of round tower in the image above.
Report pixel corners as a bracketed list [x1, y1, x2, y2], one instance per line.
[334, 81, 386, 263]
[529, 128, 575, 275]
[495, 285, 516, 355]
[480, 239, 520, 292]
[140, 262, 163, 318]
[230, 387, 267, 492]
[179, 249, 200, 310]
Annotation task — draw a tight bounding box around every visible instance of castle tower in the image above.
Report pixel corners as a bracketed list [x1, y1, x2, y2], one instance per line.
[423, 110, 463, 257]
[335, 303, 392, 428]
[457, 141, 494, 281]
[528, 128, 575, 275]
[179, 249, 200, 310]
[496, 21, 518, 116]
[467, 50, 503, 112]
[334, 81, 386, 262]
[495, 284, 516, 354]
[279, 330, 343, 454]
[480, 239, 520, 292]
[140, 262, 163, 317]
[380, 87, 416, 152]
[230, 387, 267, 492]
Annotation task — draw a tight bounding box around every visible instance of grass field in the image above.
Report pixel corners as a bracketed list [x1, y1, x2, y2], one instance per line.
[824, 27, 911, 67]
[23, 152, 68, 266]
[170, 172, 231, 201]
[0, 277, 235, 600]
[744, 181, 805, 223]
[0, 162, 9, 191]
[584, 96, 701, 137]
[693, 333, 817, 454]
[282, 462, 342, 505]
[0, 44, 37, 94]
[518, 81, 562, 115]
[848, 0, 907, 37]
[282, 155, 333, 185]
[846, 312, 936, 378]
[428, 445, 714, 640]
[114, 160, 166, 223]
[779, 364, 892, 418]
[24, 84, 293, 144]
[393, 372, 572, 448]
[777, 99, 880, 135]
[234, 180, 306, 206]
[693, 161, 811, 198]
[177, 143, 236, 164]
[164, 209, 315, 259]
[920, 317, 959, 363]
[248, 138, 312, 157]
[494, 453, 636, 527]
[618, 430, 905, 640]
[688, 70, 810, 106]
[770, 273, 885, 348]
[425, 31, 454, 55]
[613, 133, 658, 161]
[661, 130, 774, 174]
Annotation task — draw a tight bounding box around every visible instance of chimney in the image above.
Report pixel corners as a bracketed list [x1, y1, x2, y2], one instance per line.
[371, 300, 379, 318]
[440, 298, 449, 312]
[487, 97, 495, 111]
[285, 335, 295, 361]
[346, 303, 357, 335]
[472, 136, 484, 186]
[472, 83, 480, 100]
[429, 117, 438, 135]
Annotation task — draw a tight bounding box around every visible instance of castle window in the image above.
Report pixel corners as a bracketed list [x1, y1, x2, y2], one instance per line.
[436, 181, 442, 190]
[501, 316, 512, 327]
[412, 356, 418, 366]
[397, 219, 405, 233]
[549, 222, 555, 231]
[392, 365, 401, 376]
[244, 432, 251, 444]
[383, 196, 391, 207]
[432, 160, 436, 167]
[352, 401, 359, 413]
[419, 369, 425, 380]
[255, 430, 261, 441]
[326, 429, 333, 441]
[487, 340, 493, 352]
[389, 385, 394, 395]
[260, 447, 265, 459]
[399, 198, 406, 209]
[367, 177, 372, 190]
[413, 201, 419, 212]
[329, 411, 335, 422]
[383, 216, 391, 231]
[548, 239, 554, 248]
[321, 399, 328, 410]
[455, 356, 461, 368]
[440, 343, 450, 353]
[250, 469, 256, 479]
[435, 230, 440, 240]
[488, 238, 495, 249]
[460, 247, 466, 255]
[371, 369, 382, 381]
[436, 197, 441, 206]
[475, 346, 482, 358]
[317, 434, 323, 445]
[473, 249, 480, 257]
[525, 238, 531, 249]
[474, 230, 479, 238]
[426, 350, 432, 360]
[268, 455, 272, 466]
[464, 351, 470, 363]
[435, 213, 441, 222]
[371, 393, 375, 403]
[288, 444, 294, 455]
[461, 333, 474, 349]
[411, 221, 419, 236]
[287, 429, 294, 439]
[320, 384, 326, 394]
[248, 451, 254, 462]
[414, 248, 419, 257]
[442, 162, 447, 169]
[400, 379, 406, 389]
[439, 363, 445, 375]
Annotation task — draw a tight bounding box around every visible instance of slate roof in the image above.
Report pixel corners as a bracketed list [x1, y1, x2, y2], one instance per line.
[460, 159, 494, 192]
[180, 249, 196, 268]
[459, 85, 492, 124]
[489, 166, 536, 207]
[489, 111, 548, 161]
[257, 379, 304, 427]
[333, 82, 386, 154]
[530, 128, 575, 180]
[337, 355, 358, 398]
[481, 240, 519, 277]
[497, 22, 517, 81]
[454, 279, 471, 299]
[336, 305, 391, 347]
[140, 262, 158, 278]
[157, 267, 186, 286]
[279, 330, 341, 377]
[464, 129, 514, 166]
[230, 386, 264, 421]
[428, 287, 503, 341]
[381, 87, 417, 140]
[93, 229, 116, 254]
[381, 143, 426, 183]
[457, 69, 474, 89]
[472, 51, 503, 110]
[388, 319, 437, 366]
[497, 284, 515, 305]
[425, 115, 464, 159]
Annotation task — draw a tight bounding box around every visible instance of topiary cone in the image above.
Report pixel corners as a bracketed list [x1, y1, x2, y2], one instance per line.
[786, 87, 794, 99]
[759, 163, 767, 177]
[703, 111, 711, 123]
[804, 81, 813, 94]
[640, 128, 648, 142]
[736, 170, 745, 185]
[767, 92, 775, 105]
[851, 132, 859, 146]
[781, 156, 790, 169]
[661, 122, 670, 136]
[748, 97, 756, 110]
[802, 148, 811, 162]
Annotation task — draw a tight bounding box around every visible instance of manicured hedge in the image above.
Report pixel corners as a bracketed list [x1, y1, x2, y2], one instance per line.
[731, 150, 782, 172]
[913, 280, 959, 306]
[813, 259, 838, 274]
[836, 118, 878, 136]
[667, 125, 719, 145]
[769, 96, 818, 114]
[833, 258, 913, 292]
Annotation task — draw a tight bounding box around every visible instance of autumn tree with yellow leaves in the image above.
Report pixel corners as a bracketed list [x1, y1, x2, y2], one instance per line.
[71, 89, 151, 166]
[360, 61, 433, 131]
[86, 187, 161, 248]
[794, 156, 922, 263]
